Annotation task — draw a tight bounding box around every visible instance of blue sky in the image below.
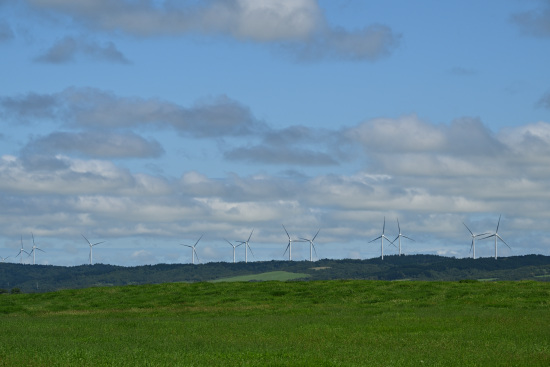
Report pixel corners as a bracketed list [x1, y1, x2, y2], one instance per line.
[1, 0, 549, 266]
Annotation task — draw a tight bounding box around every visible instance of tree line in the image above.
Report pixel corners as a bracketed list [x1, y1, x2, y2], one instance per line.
[1, 254, 549, 293]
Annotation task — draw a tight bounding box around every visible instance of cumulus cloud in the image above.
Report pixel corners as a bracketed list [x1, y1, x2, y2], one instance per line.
[34, 36, 130, 64]
[346, 115, 505, 166]
[0, 154, 170, 196]
[224, 126, 340, 166]
[0, 92, 58, 123]
[286, 24, 400, 62]
[23, 131, 164, 159]
[22, 0, 400, 61]
[0, 88, 265, 137]
[511, 1, 550, 38]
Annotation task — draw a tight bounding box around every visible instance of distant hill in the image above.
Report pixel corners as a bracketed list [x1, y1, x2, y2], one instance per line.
[1, 254, 550, 293]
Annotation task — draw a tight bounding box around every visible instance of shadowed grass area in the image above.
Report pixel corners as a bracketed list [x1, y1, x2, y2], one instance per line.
[0, 280, 549, 366]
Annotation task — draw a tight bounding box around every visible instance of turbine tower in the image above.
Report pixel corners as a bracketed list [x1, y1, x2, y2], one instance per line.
[481, 215, 510, 260]
[282, 224, 303, 261]
[300, 229, 320, 262]
[225, 239, 242, 263]
[463, 223, 488, 260]
[181, 235, 202, 264]
[15, 236, 29, 264]
[369, 217, 395, 260]
[28, 233, 45, 265]
[393, 218, 414, 256]
[82, 234, 106, 265]
[237, 230, 254, 263]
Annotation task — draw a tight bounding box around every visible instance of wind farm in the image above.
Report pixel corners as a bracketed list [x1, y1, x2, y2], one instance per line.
[0, 216, 521, 266]
[225, 239, 242, 264]
[481, 215, 511, 260]
[393, 218, 414, 256]
[237, 230, 254, 264]
[463, 223, 489, 260]
[28, 233, 45, 265]
[1, 1, 549, 365]
[300, 229, 320, 262]
[282, 225, 304, 261]
[369, 217, 397, 260]
[82, 235, 106, 265]
[181, 235, 203, 265]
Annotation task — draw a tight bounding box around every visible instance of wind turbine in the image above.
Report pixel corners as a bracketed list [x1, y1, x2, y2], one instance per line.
[393, 218, 414, 256]
[369, 217, 396, 260]
[181, 235, 202, 264]
[28, 233, 45, 265]
[82, 234, 106, 265]
[480, 215, 510, 260]
[237, 230, 254, 263]
[0, 256, 9, 263]
[225, 239, 242, 263]
[463, 223, 488, 260]
[282, 224, 303, 261]
[300, 229, 320, 262]
[15, 236, 29, 264]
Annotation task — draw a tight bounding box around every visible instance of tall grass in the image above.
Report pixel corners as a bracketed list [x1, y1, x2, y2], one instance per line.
[0, 280, 549, 366]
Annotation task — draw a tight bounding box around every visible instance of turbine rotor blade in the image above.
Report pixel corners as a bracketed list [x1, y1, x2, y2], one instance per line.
[247, 229, 254, 242]
[396, 218, 401, 233]
[369, 236, 382, 243]
[81, 234, 92, 245]
[282, 224, 290, 239]
[497, 234, 511, 249]
[480, 234, 494, 240]
[248, 245, 255, 258]
[384, 235, 397, 248]
[495, 215, 501, 233]
[312, 229, 320, 241]
[473, 233, 490, 238]
[463, 222, 474, 236]
[402, 235, 415, 241]
[194, 235, 203, 247]
[283, 244, 290, 257]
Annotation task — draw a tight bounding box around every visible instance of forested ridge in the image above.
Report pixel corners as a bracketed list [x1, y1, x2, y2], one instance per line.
[2, 254, 550, 293]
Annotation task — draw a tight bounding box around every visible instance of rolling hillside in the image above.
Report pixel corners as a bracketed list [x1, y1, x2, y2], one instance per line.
[2, 254, 550, 293]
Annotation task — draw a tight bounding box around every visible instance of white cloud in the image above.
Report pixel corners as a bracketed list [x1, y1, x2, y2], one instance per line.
[22, 0, 400, 61]
[34, 36, 130, 64]
[23, 131, 164, 158]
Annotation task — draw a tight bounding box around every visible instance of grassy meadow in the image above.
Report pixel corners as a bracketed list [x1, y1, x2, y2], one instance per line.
[211, 271, 311, 282]
[0, 280, 549, 366]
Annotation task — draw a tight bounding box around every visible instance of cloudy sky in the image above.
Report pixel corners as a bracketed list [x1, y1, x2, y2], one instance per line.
[1, 0, 549, 266]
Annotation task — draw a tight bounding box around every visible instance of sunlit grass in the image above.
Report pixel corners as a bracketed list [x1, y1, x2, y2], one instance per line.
[0, 281, 549, 366]
[211, 270, 311, 282]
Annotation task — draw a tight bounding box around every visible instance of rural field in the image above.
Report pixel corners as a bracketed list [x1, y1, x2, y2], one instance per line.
[1, 280, 549, 366]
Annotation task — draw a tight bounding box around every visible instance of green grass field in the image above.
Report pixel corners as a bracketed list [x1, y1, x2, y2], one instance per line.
[212, 271, 311, 282]
[1, 280, 549, 366]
